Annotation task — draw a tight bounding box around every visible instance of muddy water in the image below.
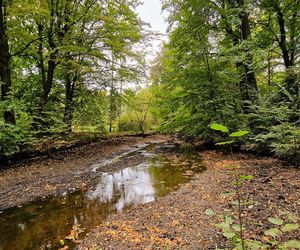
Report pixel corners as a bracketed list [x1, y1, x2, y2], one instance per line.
[0, 143, 205, 250]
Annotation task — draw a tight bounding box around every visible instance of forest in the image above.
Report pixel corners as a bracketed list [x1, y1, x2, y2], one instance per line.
[152, 0, 300, 164]
[0, 0, 151, 158]
[0, 0, 299, 249]
[0, 0, 299, 163]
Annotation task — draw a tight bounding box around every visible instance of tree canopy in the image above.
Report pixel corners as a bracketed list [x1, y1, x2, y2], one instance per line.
[0, 0, 299, 162]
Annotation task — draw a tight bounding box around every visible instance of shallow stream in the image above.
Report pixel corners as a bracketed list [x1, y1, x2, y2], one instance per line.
[0, 143, 205, 250]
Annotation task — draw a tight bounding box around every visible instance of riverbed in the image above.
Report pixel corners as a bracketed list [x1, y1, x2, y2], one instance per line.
[0, 137, 205, 249]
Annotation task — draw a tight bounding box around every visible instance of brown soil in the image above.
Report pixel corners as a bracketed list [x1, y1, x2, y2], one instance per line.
[0, 134, 169, 210]
[79, 150, 300, 249]
[1, 136, 299, 249]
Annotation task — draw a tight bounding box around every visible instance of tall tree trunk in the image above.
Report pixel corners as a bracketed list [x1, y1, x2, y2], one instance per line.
[34, 22, 56, 130]
[37, 0, 71, 126]
[37, 23, 46, 88]
[274, 5, 298, 97]
[118, 77, 123, 131]
[34, 51, 57, 129]
[109, 86, 114, 133]
[35, 1, 58, 124]
[237, 0, 258, 105]
[63, 69, 76, 132]
[0, 0, 15, 124]
[224, 0, 258, 113]
[109, 54, 115, 133]
[275, 6, 293, 69]
[41, 56, 57, 108]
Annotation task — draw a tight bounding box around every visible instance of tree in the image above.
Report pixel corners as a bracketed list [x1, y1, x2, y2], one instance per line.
[221, 0, 258, 108]
[121, 89, 154, 134]
[0, 0, 15, 124]
[260, 0, 299, 100]
[154, 0, 299, 161]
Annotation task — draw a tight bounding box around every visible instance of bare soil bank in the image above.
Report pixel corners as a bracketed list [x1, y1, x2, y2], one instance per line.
[0, 135, 169, 210]
[79, 150, 300, 249]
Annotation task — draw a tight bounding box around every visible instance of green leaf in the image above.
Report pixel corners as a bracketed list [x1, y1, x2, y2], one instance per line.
[232, 224, 242, 232]
[246, 240, 265, 250]
[268, 217, 284, 225]
[229, 130, 249, 137]
[225, 216, 233, 225]
[269, 239, 278, 246]
[204, 208, 215, 216]
[216, 141, 235, 145]
[239, 175, 253, 181]
[282, 240, 300, 249]
[234, 241, 244, 250]
[223, 231, 236, 239]
[59, 239, 65, 246]
[264, 228, 281, 238]
[210, 123, 229, 133]
[282, 223, 299, 232]
[215, 222, 230, 231]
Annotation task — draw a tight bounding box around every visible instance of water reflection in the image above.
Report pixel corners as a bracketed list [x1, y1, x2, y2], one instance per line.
[0, 144, 205, 250]
[87, 164, 156, 211]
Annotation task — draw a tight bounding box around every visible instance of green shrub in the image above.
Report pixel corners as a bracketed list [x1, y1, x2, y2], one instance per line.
[0, 113, 33, 157]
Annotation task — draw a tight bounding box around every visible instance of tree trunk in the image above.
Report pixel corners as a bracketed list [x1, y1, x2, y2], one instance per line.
[63, 70, 76, 132]
[237, 0, 258, 105]
[275, 5, 298, 97]
[34, 52, 57, 129]
[41, 57, 57, 108]
[275, 6, 293, 69]
[37, 23, 46, 87]
[0, 0, 15, 124]
[223, 0, 258, 113]
[118, 78, 123, 131]
[109, 54, 115, 133]
[109, 87, 114, 133]
[35, 3, 58, 125]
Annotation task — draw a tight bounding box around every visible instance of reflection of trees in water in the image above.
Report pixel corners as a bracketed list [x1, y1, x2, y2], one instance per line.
[1, 152, 204, 250]
[0, 192, 114, 250]
[87, 154, 199, 210]
[87, 166, 156, 211]
[147, 157, 190, 197]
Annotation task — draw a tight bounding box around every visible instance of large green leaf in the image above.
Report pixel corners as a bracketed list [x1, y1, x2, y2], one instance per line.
[216, 141, 234, 145]
[215, 222, 230, 231]
[229, 130, 249, 137]
[282, 223, 299, 232]
[246, 240, 266, 250]
[239, 175, 253, 181]
[232, 224, 243, 232]
[225, 216, 233, 225]
[223, 231, 236, 239]
[210, 123, 229, 133]
[282, 240, 300, 249]
[264, 228, 281, 238]
[268, 217, 284, 225]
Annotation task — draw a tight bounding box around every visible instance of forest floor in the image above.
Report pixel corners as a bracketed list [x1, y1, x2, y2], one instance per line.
[79, 150, 300, 249]
[1, 135, 299, 249]
[0, 134, 168, 210]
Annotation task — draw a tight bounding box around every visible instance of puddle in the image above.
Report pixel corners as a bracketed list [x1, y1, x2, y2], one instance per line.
[90, 143, 150, 173]
[0, 144, 205, 250]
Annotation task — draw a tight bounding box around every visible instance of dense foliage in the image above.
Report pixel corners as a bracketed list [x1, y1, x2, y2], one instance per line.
[0, 0, 147, 156]
[150, 0, 299, 162]
[1, 0, 299, 162]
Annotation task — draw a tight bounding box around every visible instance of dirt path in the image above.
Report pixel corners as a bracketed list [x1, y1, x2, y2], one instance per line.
[79, 150, 300, 249]
[0, 135, 169, 210]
